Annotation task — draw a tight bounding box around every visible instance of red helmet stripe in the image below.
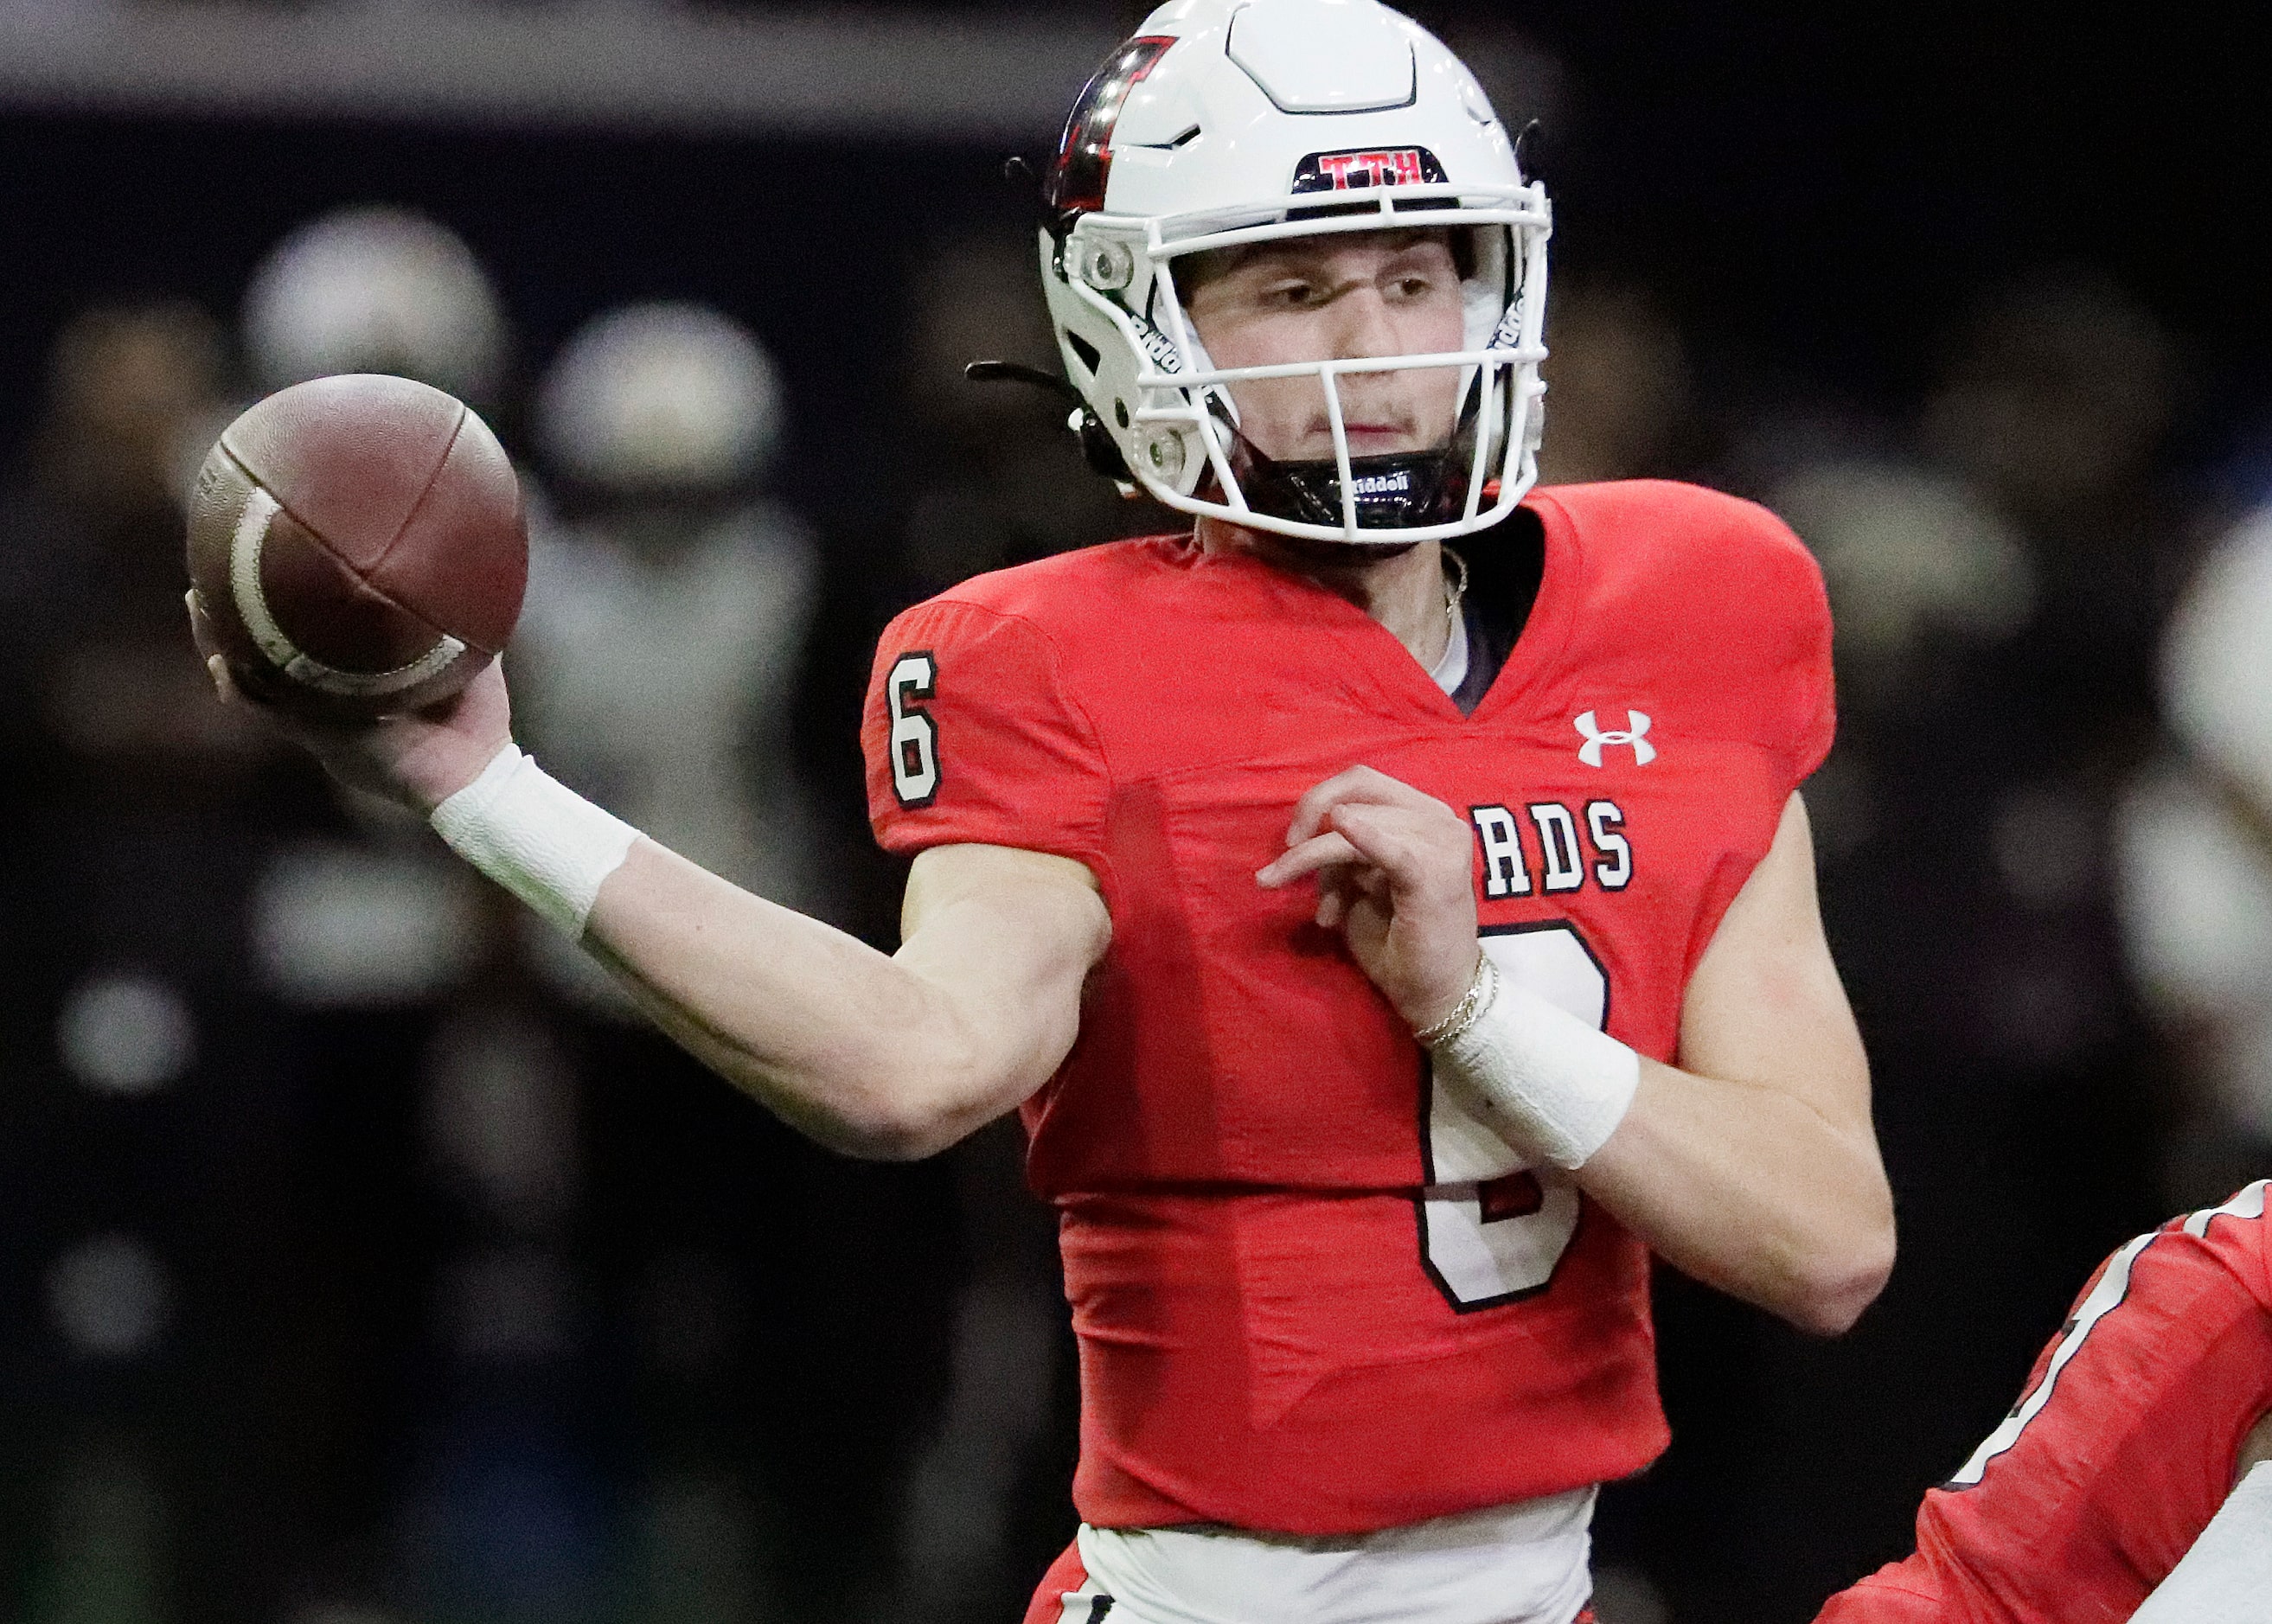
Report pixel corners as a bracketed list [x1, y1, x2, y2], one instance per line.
[1047, 35, 1178, 225]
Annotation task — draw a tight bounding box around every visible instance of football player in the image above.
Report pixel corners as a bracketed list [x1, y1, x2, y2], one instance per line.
[195, 3, 1893, 1620]
[1817, 1180, 2272, 1623]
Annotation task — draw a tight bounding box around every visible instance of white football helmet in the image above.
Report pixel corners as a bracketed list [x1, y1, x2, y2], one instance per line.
[536, 304, 784, 494]
[1037, 0, 1550, 546]
[243, 205, 507, 402]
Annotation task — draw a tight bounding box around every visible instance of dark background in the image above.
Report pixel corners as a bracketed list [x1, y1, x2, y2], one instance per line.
[1, 3, 2267, 1621]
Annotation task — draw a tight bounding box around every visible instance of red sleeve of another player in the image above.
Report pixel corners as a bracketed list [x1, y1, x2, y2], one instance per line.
[1814, 1182, 2272, 1624]
[863, 597, 1109, 866]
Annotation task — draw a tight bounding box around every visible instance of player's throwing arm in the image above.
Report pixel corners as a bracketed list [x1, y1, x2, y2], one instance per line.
[184, 382, 1110, 1165]
[198, 637, 1110, 1161]
[1262, 766, 1893, 1335]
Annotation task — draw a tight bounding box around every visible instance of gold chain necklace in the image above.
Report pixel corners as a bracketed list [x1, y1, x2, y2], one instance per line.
[1443, 545, 1469, 637]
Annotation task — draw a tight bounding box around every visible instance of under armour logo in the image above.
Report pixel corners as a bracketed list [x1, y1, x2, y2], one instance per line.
[1575, 710, 1655, 767]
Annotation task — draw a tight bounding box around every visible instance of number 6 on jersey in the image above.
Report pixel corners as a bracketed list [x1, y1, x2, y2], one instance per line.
[886, 651, 940, 808]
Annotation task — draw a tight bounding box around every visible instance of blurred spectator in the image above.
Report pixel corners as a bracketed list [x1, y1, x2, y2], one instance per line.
[3, 303, 249, 777]
[1921, 270, 2178, 540]
[234, 211, 577, 1617]
[234, 209, 633, 1617]
[1535, 280, 1696, 488]
[1806, 270, 2174, 1071]
[242, 204, 507, 405]
[2116, 504, 2272, 1205]
[519, 300, 831, 964]
[1767, 269, 2176, 1073]
[0, 300, 346, 1617]
[513, 299, 958, 1620]
[511, 299, 827, 1610]
[1917, 268, 2179, 740]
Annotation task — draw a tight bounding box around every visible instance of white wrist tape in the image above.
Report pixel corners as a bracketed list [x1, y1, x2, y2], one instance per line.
[429, 743, 641, 938]
[1427, 956, 1642, 1170]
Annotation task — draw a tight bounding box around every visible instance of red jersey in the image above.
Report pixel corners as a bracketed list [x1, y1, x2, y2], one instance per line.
[861, 480, 1834, 1534]
[1817, 1180, 2272, 1624]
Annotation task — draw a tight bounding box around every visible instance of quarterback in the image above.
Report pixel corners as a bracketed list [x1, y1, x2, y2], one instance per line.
[195, 3, 1893, 1621]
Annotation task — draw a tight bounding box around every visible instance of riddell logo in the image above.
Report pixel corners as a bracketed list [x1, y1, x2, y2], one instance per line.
[1351, 469, 1412, 496]
[1292, 146, 1448, 194]
[1129, 312, 1183, 374]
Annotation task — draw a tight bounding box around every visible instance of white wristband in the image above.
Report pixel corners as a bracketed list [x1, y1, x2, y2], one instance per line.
[1427, 956, 1641, 1170]
[429, 743, 642, 938]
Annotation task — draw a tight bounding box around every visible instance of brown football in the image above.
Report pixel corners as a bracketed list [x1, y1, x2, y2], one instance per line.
[185, 374, 527, 722]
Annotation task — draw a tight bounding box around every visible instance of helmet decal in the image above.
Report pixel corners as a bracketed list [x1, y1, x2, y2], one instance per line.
[1047, 35, 1177, 227]
[1290, 146, 1448, 194]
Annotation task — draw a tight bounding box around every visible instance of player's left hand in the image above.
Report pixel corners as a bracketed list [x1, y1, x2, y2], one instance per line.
[1258, 765, 1480, 1031]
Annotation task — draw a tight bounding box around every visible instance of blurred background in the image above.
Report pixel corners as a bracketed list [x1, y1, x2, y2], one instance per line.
[3, 2, 2272, 1620]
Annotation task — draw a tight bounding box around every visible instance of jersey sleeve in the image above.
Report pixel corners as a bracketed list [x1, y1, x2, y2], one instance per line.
[862, 595, 1110, 865]
[1781, 542, 1837, 786]
[1814, 1182, 2272, 1624]
[1718, 494, 1837, 789]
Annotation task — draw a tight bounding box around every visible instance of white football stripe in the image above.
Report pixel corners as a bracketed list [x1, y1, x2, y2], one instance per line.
[227, 481, 466, 698]
[228, 485, 298, 669]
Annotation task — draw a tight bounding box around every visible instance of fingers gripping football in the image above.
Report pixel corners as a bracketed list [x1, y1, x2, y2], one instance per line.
[1258, 766, 1482, 1031]
[186, 588, 515, 813]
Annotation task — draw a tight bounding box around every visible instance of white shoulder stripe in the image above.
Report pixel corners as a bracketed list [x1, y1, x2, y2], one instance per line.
[1948, 1229, 2157, 1488]
[1950, 1180, 2271, 1490]
[2183, 1179, 2269, 1237]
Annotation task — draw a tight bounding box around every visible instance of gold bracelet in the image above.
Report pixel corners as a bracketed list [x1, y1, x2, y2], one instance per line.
[1414, 952, 1497, 1048]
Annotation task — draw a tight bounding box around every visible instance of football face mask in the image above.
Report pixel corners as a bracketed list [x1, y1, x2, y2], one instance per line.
[1038, 0, 1552, 547]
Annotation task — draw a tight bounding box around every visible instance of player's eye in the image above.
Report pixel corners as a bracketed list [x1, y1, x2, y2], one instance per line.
[1263, 278, 1316, 307]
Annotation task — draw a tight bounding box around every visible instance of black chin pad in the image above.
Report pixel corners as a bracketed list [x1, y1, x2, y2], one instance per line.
[1230, 444, 1469, 532]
